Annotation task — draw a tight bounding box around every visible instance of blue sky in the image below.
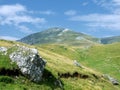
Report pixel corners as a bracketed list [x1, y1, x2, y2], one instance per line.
[0, 0, 120, 40]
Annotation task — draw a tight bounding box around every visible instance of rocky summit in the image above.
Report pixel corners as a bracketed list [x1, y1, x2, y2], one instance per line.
[9, 45, 46, 82]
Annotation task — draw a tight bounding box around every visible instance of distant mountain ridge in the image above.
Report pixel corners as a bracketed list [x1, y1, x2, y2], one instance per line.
[19, 27, 120, 45]
[19, 27, 99, 46]
[101, 36, 120, 44]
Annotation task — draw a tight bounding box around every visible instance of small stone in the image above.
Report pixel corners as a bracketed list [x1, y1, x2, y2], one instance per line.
[73, 60, 82, 68]
[103, 74, 119, 85]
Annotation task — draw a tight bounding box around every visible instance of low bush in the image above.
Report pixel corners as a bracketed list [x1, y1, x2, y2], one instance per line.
[0, 76, 14, 83]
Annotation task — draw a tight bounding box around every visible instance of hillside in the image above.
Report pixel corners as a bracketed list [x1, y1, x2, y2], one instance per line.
[80, 43, 120, 81]
[101, 36, 120, 44]
[19, 27, 99, 46]
[0, 39, 120, 90]
[38, 43, 120, 83]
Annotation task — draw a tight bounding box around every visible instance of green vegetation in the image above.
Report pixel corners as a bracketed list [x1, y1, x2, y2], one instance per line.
[37, 43, 120, 89]
[19, 27, 99, 46]
[0, 39, 120, 90]
[0, 76, 14, 83]
[19, 27, 120, 45]
[39, 43, 120, 82]
[0, 53, 17, 69]
[81, 43, 120, 81]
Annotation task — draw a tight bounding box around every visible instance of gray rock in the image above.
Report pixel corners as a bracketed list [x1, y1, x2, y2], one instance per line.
[103, 74, 119, 85]
[108, 76, 119, 85]
[9, 45, 46, 82]
[73, 60, 82, 68]
[0, 47, 7, 55]
[54, 78, 63, 89]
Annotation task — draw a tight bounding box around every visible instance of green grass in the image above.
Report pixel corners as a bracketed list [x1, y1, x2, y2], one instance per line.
[19, 27, 99, 46]
[37, 44, 120, 90]
[37, 43, 120, 89]
[0, 40, 120, 90]
[81, 43, 120, 81]
[0, 76, 54, 90]
[0, 76, 14, 83]
[0, 53, 17, 69]
[38, 43, 120, 82]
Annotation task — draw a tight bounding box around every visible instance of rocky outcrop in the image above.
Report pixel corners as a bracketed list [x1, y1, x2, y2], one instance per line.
[9, 45, 46, 82]
[0, 47, 7, 55]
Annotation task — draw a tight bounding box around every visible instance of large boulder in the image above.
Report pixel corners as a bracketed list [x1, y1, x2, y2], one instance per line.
[9, 45, 46, 82]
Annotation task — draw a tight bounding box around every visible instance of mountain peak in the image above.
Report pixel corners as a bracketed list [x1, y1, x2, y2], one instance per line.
[19, 27, 99, 45]
[44, 27, 70, 33]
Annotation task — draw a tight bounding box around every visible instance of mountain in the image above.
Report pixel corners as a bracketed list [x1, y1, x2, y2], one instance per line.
[19, 27, 100, 46]
[0, 39, 120, 90]
[101, 36, 120, 44]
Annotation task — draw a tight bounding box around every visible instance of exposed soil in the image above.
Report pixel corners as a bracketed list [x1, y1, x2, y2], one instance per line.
[58, 72, 89, 79]
[0, 67, 23, 76]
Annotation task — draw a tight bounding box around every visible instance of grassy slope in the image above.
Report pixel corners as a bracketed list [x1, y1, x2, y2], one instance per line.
[38, 43, 120, 82]
[0, 39, 119, 90]
[83, 43, 120, 81]
[0, 40, 54, 90]
[37, 44, 120, 90]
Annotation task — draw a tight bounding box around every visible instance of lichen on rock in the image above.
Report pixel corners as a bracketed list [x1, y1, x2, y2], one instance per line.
[9, 45, 46, 82]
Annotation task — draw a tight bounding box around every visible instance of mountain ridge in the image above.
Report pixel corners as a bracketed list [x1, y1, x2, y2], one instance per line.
[19, 27, 100, 46]
[19, 27, 120, 45]
[101, 36, 120, 44]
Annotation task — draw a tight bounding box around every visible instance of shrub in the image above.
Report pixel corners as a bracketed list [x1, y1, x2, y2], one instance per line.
[0, 76, 14, 83]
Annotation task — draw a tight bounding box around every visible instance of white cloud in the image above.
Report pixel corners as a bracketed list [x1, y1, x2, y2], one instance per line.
[70, 14, 120, 30]
[70, 14, 120, 22]
[93, 0, 120, 14]
[29, 10, 55, 15]
[82, 2, 88, 6]
[0, 4, 26, 16]
[17, 25, 33, 34]
[0, 4, 46, 34]
[0, 16, 46, 25]
[67, 1, 120, 30]
[111, 0, 120, 5]
[38, 10, 55, 15]
[64, 10, 77, 16]
[0, 36, 19, 41]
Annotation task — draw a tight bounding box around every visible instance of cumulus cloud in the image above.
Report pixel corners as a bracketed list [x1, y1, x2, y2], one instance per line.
[0, 36, 19, 41]
[0, 4, 46, 34]
[70, 14, 120, 30]
[67, 0, 120, 30]
[64, 10, 77, 16]
[38, 10, 55, 15]
[93, 0, 120, 13]
[0, 4, 26, 16]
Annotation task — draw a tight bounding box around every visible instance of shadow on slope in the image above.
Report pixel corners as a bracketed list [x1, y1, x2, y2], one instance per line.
[40, 69, 64, 90]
